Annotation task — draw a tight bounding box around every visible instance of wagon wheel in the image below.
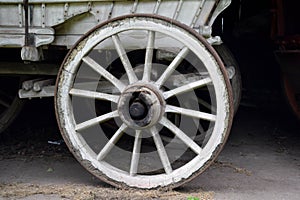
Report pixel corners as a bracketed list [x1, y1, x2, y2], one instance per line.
[214, 44, 242, 114]
[0, 76, 24, 133]
[282, 74, 300, 120]
[55, 15, 233, 189]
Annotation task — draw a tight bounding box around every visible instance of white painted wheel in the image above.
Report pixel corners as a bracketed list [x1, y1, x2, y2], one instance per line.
[55, 15, 233, 189]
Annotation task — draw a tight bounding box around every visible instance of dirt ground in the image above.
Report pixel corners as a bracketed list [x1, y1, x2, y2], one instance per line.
[0, 97, 299, 200]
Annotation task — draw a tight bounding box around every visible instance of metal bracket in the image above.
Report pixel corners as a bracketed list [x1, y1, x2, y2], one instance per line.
[19, 79, 55, 99]
[206, 36, 223, 45]
[199, 25, 212, 38]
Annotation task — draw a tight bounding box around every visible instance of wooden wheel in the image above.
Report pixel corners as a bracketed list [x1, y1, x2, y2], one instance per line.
[282, 74, 300, 120]
[214, 44, 242, 114]
[55, 15, 233, 189]
[0, 76, 24, 133]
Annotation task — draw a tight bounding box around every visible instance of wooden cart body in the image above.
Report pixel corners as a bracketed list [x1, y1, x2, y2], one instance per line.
[0, 0, 230, 61]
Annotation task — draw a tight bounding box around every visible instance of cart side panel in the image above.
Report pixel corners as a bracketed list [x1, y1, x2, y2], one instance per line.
[0, 0, 231, 59]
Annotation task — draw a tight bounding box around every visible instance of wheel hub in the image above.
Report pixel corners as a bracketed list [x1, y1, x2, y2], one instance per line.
[129, 101, 147, 120]
[118, 83, 165, 129]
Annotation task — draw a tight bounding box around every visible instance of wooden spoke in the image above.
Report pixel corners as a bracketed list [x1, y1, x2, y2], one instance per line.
[0, 98, 10, 108]
[165, 104, 216, 121]
[142, 31, 155, 82]
[160, 116, 202, 154]
[82, 56, 126, 92]
[75, 110, 118, 132]
[163, 77, 212, 99]
[112, 35, 138, 84]
[150, 126, 173, 174]
[155, 47, 189, 87]
[97, 123, 128, 161]
[129, 130, 142, 176]
[69, 88, 119, 103]
[97, 124, 127, 161]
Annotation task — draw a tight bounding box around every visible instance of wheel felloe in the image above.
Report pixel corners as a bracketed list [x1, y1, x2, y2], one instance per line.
[55, 15, 233, 189]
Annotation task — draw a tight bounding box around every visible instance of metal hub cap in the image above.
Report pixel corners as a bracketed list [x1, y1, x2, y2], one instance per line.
[118, 83, 165, 129]
[129, 101, 147, 120]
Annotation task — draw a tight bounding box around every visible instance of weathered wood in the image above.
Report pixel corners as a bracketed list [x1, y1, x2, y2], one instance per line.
[0, 62, 59, 75]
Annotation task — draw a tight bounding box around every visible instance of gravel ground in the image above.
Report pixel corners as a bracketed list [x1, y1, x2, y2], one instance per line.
[0, 98, 299, 200]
